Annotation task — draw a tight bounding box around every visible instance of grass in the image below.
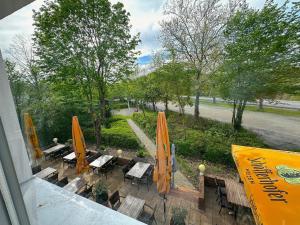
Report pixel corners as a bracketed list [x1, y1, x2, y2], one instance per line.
[176, 155, 237, 187]
[132, 110, 267, 167]
[200, 99, 300, 117]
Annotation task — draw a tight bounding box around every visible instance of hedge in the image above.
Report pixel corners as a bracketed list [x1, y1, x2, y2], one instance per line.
[85, 115, 140, 149]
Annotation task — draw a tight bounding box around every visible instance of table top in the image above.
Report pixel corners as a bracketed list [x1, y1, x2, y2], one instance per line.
[126, 162, 150, 179]
[89, 155, 113, 168]
[225, 179, 250, 208]
[35, 167, 57, 179]
[44, 144, 66, 154]
[117, 195, 145, 219]
[63, 152, 76, 160]
[63, 177, 87, 193]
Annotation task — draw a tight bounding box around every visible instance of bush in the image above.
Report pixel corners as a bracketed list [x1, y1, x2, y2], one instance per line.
[136, 149, 147, 158]
[84, 115, 140, 149]
[102, 115, 140, 149]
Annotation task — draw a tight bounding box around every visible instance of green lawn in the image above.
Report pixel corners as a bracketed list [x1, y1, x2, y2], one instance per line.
[200, 100, 300, 117]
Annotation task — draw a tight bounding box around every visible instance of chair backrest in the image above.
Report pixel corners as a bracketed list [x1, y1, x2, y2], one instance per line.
[32, 165, 41, 174]
[122, 166, 129, 174]
[47, 173, 59, 183]
[214, 177, 219, 187]
[150, 204, 157, 220]
[129, 159, 136, 167]
[56, 177, 68, 187]
[109, 190, 120, 207]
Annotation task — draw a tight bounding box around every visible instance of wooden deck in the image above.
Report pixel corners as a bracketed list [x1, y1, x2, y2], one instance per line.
[41, 158, 254, 225]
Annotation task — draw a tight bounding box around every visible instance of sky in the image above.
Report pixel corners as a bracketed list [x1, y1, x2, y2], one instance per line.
[0, 0, 286, 64]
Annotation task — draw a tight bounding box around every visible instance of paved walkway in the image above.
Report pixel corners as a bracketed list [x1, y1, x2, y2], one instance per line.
[127, 119, 196, 190]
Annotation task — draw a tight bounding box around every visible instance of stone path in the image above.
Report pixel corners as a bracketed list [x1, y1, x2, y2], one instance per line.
[127, 119, 196, 190]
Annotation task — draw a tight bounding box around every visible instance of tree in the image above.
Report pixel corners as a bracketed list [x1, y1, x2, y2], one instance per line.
[160, 0, 242, 118]
[5, 60, 27, 122]
[33, 0, 139, 149]
[217, 0, 299, 129]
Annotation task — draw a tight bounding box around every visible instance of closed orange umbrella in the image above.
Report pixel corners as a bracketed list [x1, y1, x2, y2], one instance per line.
[72, 116, 89, 174]
[153, 112, 171, 194]
[24, 113, 43, 159]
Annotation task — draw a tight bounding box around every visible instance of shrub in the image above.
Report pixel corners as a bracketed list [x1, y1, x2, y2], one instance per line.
[85, 115, 140, 149]
[102, 116, 140, 149]
[136, 149, 147, 158]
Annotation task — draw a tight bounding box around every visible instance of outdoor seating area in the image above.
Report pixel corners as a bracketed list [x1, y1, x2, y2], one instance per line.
[34, 144, 253, 225]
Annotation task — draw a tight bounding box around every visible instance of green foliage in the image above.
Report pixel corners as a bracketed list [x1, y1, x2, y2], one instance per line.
[109, 101, 129, 110]
[132, 111, 266, 167]
[136, 149, 147, 158]
[216, 1, 299, 129]
[98, 115, 140, 149]
[171, 207, 188, 225]
[33, 0, 140, 148]
[94, 181, 108, 202]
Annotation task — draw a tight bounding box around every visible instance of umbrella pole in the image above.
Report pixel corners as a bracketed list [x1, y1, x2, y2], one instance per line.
[163, 194, 167, 222]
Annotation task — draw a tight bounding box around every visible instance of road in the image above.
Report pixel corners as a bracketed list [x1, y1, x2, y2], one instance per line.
[197, 97, 300, 110]
[155, 102, 300, 150]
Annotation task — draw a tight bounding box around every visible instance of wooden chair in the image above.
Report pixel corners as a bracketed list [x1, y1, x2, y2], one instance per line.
[87, 152, 102, 163]
[31, 165, 41, 175]
[139, 165, 154, 191]
[47, 173, 59, 184]
[108, 190, 124, 210]
[215, 177, 226, 201]
[56, 177, 68, 187]
[218, 195, 233, 215]
[99, 161, 112, 179]
[138, 204, 157, 225]
[79, 184, 93, 199]
[111, 157, 118, 166]
[122, 164, 133, 182]
[60, 149, 73, 158]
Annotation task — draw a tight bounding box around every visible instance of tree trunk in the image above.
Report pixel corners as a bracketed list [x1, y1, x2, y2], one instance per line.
[232, 99, 247, 130]
[212, 96, 216, 104]
[258, 98, 263, 110]
[165, 97, 169, 113]
[152, 101, 156, 111]
[94, 115, 101, 150]
[194, 90, 200, 118]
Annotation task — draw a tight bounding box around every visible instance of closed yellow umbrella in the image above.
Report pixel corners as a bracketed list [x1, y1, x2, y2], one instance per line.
[232, 145, 300, 225]
[24, 113, 43, 159]
[72, 116, 89, 174]
[153, 112, 171, 193]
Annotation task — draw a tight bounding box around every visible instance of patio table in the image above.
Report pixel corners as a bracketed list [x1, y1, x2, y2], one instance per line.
[63, 152, 76, 161]
[63, 177, 87, 194]
[43, 144, 66, 155]
[225, 178, 250, 219]
[89, 155, 113, 168]
[126, 162, 150, 179]
[117, 195, 145, 219]
[225, 179, 250, 208]
[35, 167, 57, 179]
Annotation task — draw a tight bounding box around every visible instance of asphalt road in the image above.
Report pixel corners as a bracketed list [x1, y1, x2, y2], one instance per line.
[155, 102, 300, 150]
